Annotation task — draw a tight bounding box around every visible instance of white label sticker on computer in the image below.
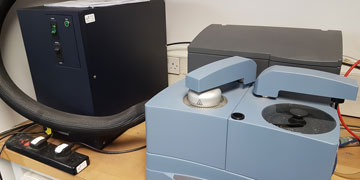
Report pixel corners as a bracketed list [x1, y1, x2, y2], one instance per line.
[85, 13, 96, 24]
[76, 160, 88, 173]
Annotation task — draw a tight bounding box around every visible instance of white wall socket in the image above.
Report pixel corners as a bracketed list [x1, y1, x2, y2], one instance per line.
[167, 47, 188, 86]
[168, 56, 180, 75]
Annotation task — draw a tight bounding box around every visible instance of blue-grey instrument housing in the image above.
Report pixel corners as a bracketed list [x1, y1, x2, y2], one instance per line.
[145, 56, 358, 180]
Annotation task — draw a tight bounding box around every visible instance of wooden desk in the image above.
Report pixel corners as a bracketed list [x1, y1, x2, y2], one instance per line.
[333, 116, 360, 180]
[1, 117, 359, 180]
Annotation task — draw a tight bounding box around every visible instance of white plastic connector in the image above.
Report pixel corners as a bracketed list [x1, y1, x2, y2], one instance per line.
[30, 137, 45, 146]
[55, 143, 69, 154]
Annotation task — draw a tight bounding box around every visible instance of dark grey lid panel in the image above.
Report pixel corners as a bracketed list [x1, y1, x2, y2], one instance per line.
[188, 53, 269, 77]
[269, 61, 341, 74]
[188, 24, 342, 67]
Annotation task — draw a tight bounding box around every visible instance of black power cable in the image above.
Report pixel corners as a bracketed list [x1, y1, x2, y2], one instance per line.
[340, 124, 360, 129]
[0, 122, 35, 137]
[77, 142, 146, 154]
[342, 62, 360, 70]
[167, 42, 191, 46]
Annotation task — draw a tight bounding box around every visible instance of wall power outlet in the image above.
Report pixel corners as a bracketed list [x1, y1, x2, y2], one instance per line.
[167, 45, 188, 86]
[168, 56, 180, 75]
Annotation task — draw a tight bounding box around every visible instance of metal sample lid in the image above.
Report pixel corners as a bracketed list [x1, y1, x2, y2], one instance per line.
[189, 24, 342, 67]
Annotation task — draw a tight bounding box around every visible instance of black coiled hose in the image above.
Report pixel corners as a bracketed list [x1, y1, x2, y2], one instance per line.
[0, 0, 146, 135]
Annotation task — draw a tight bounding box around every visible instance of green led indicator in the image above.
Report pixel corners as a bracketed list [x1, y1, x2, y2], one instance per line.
[51, 25, 57, 35]
[64, 20, 70, 27]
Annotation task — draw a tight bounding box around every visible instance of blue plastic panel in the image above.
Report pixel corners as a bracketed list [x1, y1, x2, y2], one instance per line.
[253, 65, 358, 100]
[146, 80, 250, 169]
[146, 60, 345, 180]
[186, 57, 256, 92]
[147, 153, 253, 180]
[227, 86, 339, 180]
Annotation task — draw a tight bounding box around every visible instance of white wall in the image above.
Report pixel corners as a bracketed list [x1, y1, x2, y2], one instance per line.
[165, 0, 360, 59]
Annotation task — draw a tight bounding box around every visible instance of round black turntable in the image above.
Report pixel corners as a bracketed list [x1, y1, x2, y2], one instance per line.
[262, 103, 336, 134]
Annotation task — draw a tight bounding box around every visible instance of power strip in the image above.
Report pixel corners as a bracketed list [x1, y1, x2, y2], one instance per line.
[5, 134, 89, 175]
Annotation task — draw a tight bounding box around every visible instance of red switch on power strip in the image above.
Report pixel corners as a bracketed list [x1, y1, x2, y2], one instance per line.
[20, 139, 29, 146]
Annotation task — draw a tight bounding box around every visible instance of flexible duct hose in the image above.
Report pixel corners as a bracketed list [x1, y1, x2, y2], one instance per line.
[0, 0, 146, 135]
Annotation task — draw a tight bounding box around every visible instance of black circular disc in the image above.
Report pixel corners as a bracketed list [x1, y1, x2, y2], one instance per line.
[262, 104, 336, 134]
[290, 108, 309, 118]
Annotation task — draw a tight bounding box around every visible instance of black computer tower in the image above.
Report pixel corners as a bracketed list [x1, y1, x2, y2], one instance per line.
[17, 0, 167, 148]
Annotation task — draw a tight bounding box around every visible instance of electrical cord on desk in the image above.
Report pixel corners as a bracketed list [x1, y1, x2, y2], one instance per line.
[339, 137, 359, 147]
[341, 124, 360, 129]
[342, 62, 360, 70]
[167, 42, 191, 46]
[341, 129, 360, 134]
[344, 55, 360, 62]
[0, 131, 45, 140]
[0, 122, 35, 137]
[340, 128, 360, 133]
[340, 126, 360, 130]
[339, 139, 359, 147]
[76, 142, 146, 154]
[0, 122, 37, 141]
